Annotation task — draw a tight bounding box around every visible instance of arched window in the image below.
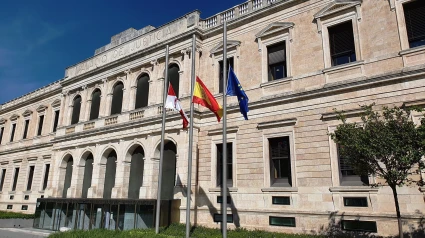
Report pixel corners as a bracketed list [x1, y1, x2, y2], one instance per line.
[111, 82, 124, 115]
[90, 89, 101, 120]
[82, 154, 93, 198]
[71, 96, 81, 125]
[168, 64, 180, 97]
[135, 74, 150, 109]
[103, 150, 117, 199]
[63, 156, 73, 198]
[160, 141, 177, 200]
[128, 146, 145, 199]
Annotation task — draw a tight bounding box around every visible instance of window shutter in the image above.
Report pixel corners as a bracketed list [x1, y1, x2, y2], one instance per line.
[268, 43, 285, 65]
[404, 1, 425, 43]
[329, 21, 355, 57]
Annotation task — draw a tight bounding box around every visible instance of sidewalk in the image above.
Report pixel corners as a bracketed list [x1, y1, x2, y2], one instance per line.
[0, 228, 55, 238]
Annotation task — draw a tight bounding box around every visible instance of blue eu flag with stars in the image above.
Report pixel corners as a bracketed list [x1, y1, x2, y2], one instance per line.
[226, 66, 249, 120]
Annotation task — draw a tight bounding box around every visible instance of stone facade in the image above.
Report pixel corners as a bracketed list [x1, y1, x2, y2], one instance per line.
[0, 0, 425, 236]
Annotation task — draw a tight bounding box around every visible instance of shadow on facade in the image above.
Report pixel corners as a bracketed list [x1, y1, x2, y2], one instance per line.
[309, 211, 425, 238]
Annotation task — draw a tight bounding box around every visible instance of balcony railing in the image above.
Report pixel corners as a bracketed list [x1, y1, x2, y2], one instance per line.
[129, 110, 144, 121]
[105, 116, 118, 126]
[65, 127, 75, 134]
[83, 122, 95, 130]
[201, 0, 286, 29]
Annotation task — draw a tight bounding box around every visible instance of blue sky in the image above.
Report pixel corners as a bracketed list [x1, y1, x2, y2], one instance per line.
[0, 0, 242, 104]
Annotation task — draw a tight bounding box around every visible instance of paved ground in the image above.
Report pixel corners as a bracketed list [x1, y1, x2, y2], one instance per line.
[0, 228, 54, 238]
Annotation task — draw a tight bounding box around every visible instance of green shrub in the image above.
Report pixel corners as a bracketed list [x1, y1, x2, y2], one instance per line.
[48, 223, 324, 238]
[0, 211, 35, 219]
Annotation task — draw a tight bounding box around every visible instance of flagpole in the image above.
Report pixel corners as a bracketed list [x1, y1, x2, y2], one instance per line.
[185, 34, 196, 238]
[221, 20, 228, 238]
[155, 45, 170, 234]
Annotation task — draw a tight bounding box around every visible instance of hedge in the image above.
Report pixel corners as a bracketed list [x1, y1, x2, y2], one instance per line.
[0, 211, 35, 219]
[48, 223, 325, 238]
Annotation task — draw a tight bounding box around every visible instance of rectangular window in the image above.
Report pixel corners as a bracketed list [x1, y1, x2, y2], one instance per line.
[26, 166, 35, 191]
[403, 0, 425, 48]
[0, 127, 4, 144]
[21, 205, 28, 210]
[218, 57, 234, 93]
[343, 197, 368, 207]
[272, 196, 291, 205]
[328, 21, 356, 66]
[7, 205, 12, 209]
[267, 42, 287, 81]
[42, 164, 50, 190]
[269, 137, 292, 187]
[37, 115, 44, 136]
[213, 214, 233, 223]
[217, 196, 231, 204]
[338, 146, 369, 186]
[10, 123, 16, 142]
[0, 169, 6, 191]
[53, 110, 59, 132]
[9, 195, 14, 200]
[23, 119, 30, 139]
[12, 167, 19, 191]
[217, 143, 233, 187]
[341, 220, 377, 232]
[24, 195, 29, 200]
[269, 216, 296, 227]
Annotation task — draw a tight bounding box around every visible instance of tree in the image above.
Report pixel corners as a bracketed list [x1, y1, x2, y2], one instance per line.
[329, 104, 425, 238]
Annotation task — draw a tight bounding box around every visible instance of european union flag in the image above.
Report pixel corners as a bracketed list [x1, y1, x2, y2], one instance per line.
[226, 66, 249, 120]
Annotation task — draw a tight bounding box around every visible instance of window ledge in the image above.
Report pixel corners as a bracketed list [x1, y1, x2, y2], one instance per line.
[329, 186, 379, 193]
[323, 60, 364, 73]
[23, 191, 32, 194]
[8, 191, 16, 195]
[260, 77, 293, 88]
[419, 187, 425, 193]
[38, 190, 45, 194]
[208, 187, 238, 193]
[261, 187, 298, 193]
[399, 45, 425, 56]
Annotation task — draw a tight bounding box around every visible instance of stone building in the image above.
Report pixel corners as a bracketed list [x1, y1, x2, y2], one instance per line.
[0, 0, 424, 236]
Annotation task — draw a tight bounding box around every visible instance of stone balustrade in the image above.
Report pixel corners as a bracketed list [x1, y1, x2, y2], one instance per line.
[83, 122, 95, 130]
[105, 116, 118, 126]
[201, 0, 284, 29]
[129, 110, 144, 121]
[65, 127, 75, 135]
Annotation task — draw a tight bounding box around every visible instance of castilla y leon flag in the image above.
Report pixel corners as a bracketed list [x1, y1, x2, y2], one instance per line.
[193, 76, 223, 122]
[165, 83, 189, 129]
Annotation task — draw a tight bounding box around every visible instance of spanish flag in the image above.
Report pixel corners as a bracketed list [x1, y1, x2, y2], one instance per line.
[193, 77, 223, 122]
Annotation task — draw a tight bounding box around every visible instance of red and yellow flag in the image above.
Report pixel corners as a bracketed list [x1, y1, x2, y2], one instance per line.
[193, 77, 223, 122]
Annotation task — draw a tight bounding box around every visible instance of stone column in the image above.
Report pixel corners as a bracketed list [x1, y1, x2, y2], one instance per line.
[99, 79, 109, 117]
[79, 85, 88, 122]
[67, 105, 73, 126]
[85, 99, 92, 121]
[129, 85, 137, 110]
[105, 94, 113, 117]
[58, 92, 68, 127]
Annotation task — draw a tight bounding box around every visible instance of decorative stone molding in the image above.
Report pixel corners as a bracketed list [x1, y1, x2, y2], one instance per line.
[321, 108, 364, 121]
[314, 0, 362, 33]
[9, 114, 19, 121]
[388, 0, 395, 11]
[207, 126, 239, 136]
[51, 99, 61, 108]
[261, 187, 298, 192]
[256, 22, 295, 51]
[208, 187, 238, 193]
[0, 118, 6, 125]
[329, 186, 379, 193]
[36, 105, 48, 113]
[210, 40, 241, 56]
[13, 158, 23, 163]
[22, 109, 33, 117]
[257, 118, 297, 129]
[403, 98, 425, 108]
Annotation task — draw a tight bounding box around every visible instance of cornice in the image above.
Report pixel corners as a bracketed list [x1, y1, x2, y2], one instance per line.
[0, 142, 53, 156]
[321, 108, 364, 121]
[255, 22, 295, 39]
[257, 118, 297, 129]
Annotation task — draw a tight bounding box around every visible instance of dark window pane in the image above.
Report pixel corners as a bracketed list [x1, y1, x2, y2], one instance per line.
[217, 196, 231, 204]
[341, 220, 377, 232]
[103, 151, 117, 199]
[272, 196, 290, 205]
[111, 83, 124, 115]
[329, 21, 356, 66]
[404, 0, 425, 48]
[38, 115, 44, 136]
[219, 58, 234, 93]
[168, 64, 180, 97]
[63, 158, 73, 198]
[7, 205, 12, 209]
[135, 75, 150, 109]
[10, 124, 16, 142]
[0, 169, 6, 191]
[269, 137, 291, 187]
[128, 147, 145, 199]
[21, 205, 28, 210]
[217, 143, 233, 187]
[0, 127, 4, 144]
[53, 111, 59, 132]
[82, 155, 93, 198]
[213, 214, 233, 223]
[90, 90, 101, 120]
[12, 167, 19, 191]
[43, 164, 50, 190]
[27, 166, 35, 191]
[343, 197, 368, 207]
[71, 96, 81, 124]
[267, 42, 287, 81]
[338, 145, 369, 186]
[269, 217, 296, 227]
[23, 120, 29, 139]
